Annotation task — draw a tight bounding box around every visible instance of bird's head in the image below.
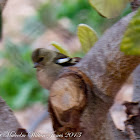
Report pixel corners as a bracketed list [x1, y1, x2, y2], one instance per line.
[32, 48, 55, 68]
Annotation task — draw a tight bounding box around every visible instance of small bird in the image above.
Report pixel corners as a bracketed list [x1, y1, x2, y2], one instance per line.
[32, 48, 81, 90]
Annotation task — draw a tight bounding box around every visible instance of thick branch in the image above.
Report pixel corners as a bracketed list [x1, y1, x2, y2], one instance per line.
[76, 11, 140, 98]
[49, 11, 140, 140]
[0, 97, 29, 140]
[133, 65, 140, 102]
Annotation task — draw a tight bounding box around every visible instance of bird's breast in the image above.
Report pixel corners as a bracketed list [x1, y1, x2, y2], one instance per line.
[36, 69, 55, 90]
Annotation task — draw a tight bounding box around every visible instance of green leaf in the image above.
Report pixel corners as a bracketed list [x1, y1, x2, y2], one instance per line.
[89, 0, 129, 18]
[120, 9, 140, 55]
[77, 24, 98, 53]
[51, 41, 71, 56]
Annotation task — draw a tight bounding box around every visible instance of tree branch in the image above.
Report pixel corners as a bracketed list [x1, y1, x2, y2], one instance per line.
[49, 11, 140, 139]
[0, 97, 29, 140]
[133, 65, 140, 102]
[76, 11, 139, 98]
[0, 0, 8, 11]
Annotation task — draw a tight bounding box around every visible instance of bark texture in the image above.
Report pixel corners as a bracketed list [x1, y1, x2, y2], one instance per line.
[76, 11, 139, 98]
[133, 65, 140, 102]
[0, 0, 8, 11]
[0, 97, 29, 140]
[49, 11, 140, 140]
[129, 65, 140, 139]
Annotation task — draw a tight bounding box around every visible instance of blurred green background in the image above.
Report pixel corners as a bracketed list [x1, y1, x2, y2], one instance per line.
[0, 0, 131, 110]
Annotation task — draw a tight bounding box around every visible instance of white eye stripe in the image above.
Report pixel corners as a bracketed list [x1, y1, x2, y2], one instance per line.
[57, 57, 71, 64]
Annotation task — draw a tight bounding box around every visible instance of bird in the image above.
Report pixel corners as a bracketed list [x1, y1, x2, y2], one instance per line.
[32, 48, 81, 90]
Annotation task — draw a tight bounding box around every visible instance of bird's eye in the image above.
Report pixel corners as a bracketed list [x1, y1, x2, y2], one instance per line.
[38, 57, 44, 62]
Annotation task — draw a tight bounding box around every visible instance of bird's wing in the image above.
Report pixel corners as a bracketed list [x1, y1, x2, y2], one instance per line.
[53, 52, 71, 66]
[54, 52, 81, 66]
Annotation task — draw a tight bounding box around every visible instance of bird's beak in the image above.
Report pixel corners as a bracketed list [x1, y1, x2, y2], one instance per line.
[33, 62, 40, 68]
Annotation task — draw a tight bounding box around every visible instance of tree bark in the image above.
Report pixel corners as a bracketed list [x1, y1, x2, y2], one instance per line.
[0, 97, 29, 140]
[0, 0, 8, 11]
[133, 65, 140, 102]
[0, 0, 8, 39]
[49, 11, 140, 140]
[127, 65, 140, 139]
